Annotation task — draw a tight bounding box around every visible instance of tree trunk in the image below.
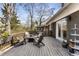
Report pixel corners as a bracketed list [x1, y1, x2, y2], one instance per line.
[7, 17, 11, 35]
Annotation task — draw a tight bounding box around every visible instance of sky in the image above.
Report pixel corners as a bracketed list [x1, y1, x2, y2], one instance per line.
[0, 3, 62, 25]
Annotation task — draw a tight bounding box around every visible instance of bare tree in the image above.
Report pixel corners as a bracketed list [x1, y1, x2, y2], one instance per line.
[35, 3, 54, 26]
[20, 3, 54, 31]
[21, 3, 35, 30]
[2, 3, 11, 34]
[2, 3, 16, 34]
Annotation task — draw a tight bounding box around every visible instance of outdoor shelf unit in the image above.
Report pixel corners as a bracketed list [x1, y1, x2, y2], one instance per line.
[69, 24, 79, 56]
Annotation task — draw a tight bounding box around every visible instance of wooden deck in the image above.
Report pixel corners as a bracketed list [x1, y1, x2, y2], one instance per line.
[1, 37, 70, 56]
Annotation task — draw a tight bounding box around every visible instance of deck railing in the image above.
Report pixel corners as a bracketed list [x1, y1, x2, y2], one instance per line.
[0, 32, 25, 50]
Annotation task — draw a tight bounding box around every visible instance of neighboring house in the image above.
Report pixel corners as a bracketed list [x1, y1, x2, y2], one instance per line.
[42, 3, 79, 55]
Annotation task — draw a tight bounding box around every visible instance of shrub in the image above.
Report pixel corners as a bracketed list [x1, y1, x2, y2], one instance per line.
[1, 31, 9, 40]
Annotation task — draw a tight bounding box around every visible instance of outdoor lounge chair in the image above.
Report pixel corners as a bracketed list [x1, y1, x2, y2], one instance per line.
[33, 32, 45, 48]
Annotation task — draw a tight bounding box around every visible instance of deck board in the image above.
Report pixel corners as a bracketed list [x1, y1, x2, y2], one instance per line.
[1, 37, 70, 56]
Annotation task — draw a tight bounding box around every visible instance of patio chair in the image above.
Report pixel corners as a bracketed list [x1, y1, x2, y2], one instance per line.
[33, 33, 45, 48]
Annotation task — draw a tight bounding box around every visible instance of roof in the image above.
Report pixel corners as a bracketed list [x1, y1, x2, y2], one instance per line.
[40, 3, 70, 26]
[46, 3, 79, 25]
[46, 3, 70, 25]
[41, 16, 52, 26]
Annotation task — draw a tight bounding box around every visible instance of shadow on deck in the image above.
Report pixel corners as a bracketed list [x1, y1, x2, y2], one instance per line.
[1, 37, 70, 56]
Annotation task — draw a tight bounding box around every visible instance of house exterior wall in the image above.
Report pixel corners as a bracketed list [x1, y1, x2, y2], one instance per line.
[67, 11, 79, 41]
[51, 22, 56, 38]
[48, 24, 52, 36]
[43, 26, 49, 36]
[43, 4, 79, 41]
[43, 22, 56, 37]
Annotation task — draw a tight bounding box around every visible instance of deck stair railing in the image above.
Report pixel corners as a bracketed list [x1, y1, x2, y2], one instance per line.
[0, 32, 25, 49]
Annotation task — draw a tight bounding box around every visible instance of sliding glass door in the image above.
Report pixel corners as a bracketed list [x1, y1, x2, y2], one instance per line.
[56, 18, 67, 41]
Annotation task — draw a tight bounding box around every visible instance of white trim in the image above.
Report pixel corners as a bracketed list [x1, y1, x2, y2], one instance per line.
[56, 21, 63, 42]
[56, 18, 67, 42]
